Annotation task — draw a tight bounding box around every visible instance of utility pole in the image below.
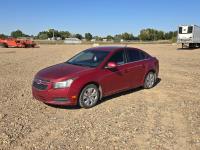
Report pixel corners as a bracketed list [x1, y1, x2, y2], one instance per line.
[49, 29, 55, 40]
[53, 29, 55, 40]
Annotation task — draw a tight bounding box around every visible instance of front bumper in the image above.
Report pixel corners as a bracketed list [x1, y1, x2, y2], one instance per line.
[32, 87, 77, 106]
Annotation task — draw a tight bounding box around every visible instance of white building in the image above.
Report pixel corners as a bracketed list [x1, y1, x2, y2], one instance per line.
[64, 38, 82, 44]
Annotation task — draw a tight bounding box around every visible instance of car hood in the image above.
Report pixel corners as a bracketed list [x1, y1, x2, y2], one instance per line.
[36, 63, 93, 81]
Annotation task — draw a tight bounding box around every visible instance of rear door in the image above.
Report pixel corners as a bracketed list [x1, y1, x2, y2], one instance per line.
[125, 48, 147, 88]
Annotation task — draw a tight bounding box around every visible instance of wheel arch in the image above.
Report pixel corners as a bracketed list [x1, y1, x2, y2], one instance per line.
[143, 69, 156, 83]
[78, 81, 103, 101]
[1, 42, 8, 48]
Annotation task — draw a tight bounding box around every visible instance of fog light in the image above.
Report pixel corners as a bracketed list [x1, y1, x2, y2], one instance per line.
[54, 98, 69, 102]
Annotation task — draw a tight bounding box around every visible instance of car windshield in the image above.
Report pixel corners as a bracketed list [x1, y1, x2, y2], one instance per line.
[66, 50, 109, 67]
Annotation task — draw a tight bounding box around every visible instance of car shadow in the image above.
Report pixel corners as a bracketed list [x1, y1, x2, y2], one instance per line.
[45, 78, 162, 109]
[98, 78, 162, 106]
[45, 103, 81, 110]
[154, 78, 161, 86]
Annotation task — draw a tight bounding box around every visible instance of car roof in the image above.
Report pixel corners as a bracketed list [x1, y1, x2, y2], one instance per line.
[89, 46, 125, 52]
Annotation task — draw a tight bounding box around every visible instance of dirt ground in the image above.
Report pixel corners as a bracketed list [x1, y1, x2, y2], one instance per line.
[0, 44, 200, 150]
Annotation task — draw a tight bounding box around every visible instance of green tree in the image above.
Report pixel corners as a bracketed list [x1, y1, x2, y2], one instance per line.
[157, 31, 165, 40]
[11, 30, 28, 38]
[38, 33, 48, 39]
[139, 28, 174, 41]
[139, 29, 163, 41]
[85, 33, 93, 41]
[37, 31, 49, 39]
[164, 31, 177, 40]
[48, 29, 60, 38]
[59, 31, 71, 39]
[121, 32, 135, 40]
[0, 34, 7, 39]
[106, 35, 114, 41]
[75, 34, 83, 40]
[114, 34, 122, 42]
[93, 36, 102, 41]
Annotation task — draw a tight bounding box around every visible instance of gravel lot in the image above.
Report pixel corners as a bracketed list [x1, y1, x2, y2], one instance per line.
[0, 44, 200, 150]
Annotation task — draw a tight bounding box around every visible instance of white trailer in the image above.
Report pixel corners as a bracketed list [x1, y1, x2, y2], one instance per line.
[177, 25, 200, 48]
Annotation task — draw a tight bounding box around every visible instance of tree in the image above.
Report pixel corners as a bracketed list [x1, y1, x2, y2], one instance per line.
[121, 32, 135, 40]
[85, 33, 93, 41]
[93, 36, 102, 41]
[139, 29, 153, 41]
[139, 28, 176, 41]
[38, 33, 48, 39]
[59, 31, 71, 39]
[11, 30, 29, 38]
[114, 34, 122, 42]
[106, 35, 114, 41]
[164, 31, 177, 40]
[139, 29, 164, 41]
[0, 34, 8, 39]
[157, 31, 165, 40]
[37, 31, 49, 39]
[75, 34, 83, 40]
[48, 29, 60, 39]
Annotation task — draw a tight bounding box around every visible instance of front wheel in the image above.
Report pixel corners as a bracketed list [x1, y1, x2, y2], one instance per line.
[79, 84, 100, 108]
[144, 72, 156, 89]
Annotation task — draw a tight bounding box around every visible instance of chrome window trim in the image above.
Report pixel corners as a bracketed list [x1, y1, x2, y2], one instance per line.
[116, 58, 151, 67]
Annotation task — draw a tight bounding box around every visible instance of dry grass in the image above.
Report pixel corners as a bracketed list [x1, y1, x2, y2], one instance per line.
[0, 44, 200, 150]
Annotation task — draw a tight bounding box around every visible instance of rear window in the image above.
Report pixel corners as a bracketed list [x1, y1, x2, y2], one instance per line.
[140, 51, 150, 60]
[127, 49, 150, 62]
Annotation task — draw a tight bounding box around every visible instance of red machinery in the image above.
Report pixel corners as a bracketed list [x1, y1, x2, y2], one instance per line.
[0, 38, 37, 48]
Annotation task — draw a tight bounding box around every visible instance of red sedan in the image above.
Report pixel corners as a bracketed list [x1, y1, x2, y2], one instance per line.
[32, 46, 159, 108]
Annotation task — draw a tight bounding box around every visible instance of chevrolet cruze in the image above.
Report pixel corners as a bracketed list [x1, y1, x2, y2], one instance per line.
[32, 46, 159, 108]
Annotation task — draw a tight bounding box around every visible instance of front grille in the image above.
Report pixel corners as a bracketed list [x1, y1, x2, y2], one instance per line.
[33, 81, 48, 90]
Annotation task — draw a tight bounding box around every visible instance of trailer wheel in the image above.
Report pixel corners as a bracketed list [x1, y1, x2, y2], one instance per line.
[189, 43, 194, 49]
[0, 43, 8, 48]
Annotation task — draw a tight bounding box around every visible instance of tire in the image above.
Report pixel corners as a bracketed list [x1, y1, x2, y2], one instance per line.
[0, 43, 8, 48]
[144, 72, 156, 89]
[25, 44, 31, 48]
[189, 43, 194, 49]
[79, 84, 100, 108]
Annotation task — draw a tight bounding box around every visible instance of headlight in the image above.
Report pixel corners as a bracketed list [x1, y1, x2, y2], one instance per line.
[53, 79, 74, 89]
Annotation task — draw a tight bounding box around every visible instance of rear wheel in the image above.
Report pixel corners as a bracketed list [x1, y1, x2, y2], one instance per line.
[25, 44, 31, 48]
[144, 72, 156, 89]
[79, 84, 100, 108]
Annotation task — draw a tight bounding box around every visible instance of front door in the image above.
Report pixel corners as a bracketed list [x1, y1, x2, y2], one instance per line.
[100, 50, 129, 96]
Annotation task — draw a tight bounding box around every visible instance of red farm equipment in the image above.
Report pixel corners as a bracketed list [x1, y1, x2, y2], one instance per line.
[0, 38, 37, 48]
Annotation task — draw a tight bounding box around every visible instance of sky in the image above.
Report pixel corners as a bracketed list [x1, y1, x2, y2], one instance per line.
[0, 0, 200, 36]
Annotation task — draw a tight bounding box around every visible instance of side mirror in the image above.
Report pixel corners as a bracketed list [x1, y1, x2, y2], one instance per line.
[105, 62, 117, 69]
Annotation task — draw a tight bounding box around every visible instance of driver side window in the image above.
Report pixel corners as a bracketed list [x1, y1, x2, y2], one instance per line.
[108, 50, 125, 65]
